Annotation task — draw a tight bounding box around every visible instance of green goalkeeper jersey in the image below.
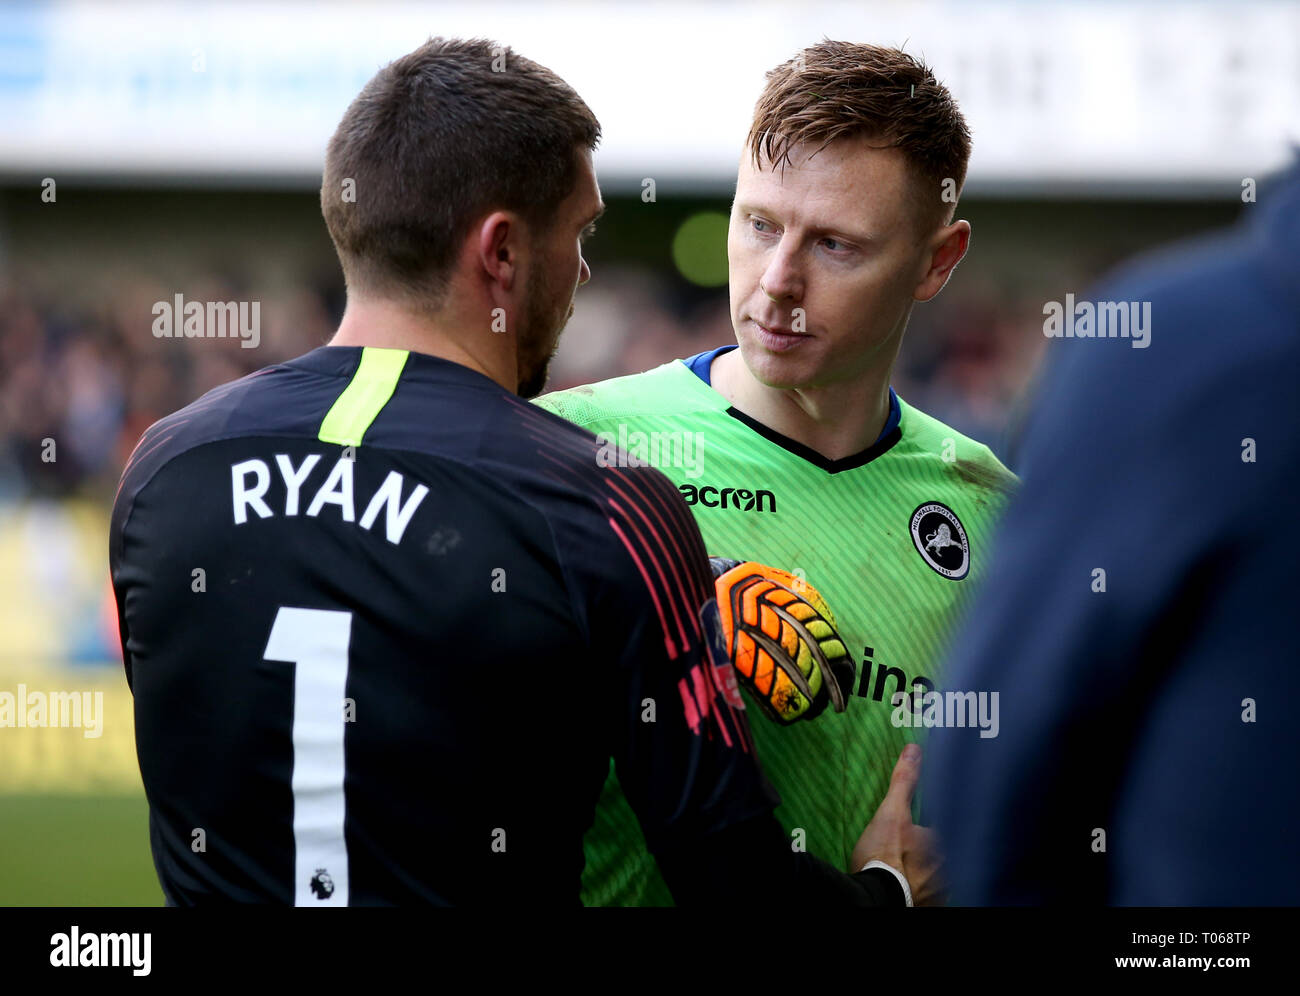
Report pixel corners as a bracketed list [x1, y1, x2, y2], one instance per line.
[535, 348, 1017, 905]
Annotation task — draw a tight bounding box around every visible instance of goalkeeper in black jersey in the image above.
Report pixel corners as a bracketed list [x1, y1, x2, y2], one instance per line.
[110, 38, 934, 906]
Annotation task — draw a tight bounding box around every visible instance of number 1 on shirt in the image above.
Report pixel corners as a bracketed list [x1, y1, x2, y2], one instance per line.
[264, 606, 352, 906]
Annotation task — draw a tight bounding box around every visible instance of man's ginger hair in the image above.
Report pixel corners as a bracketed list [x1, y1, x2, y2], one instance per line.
[747, 40, 971, 227]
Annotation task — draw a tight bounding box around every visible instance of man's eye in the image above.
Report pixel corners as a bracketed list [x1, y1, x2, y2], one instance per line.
[822, 237, 842, 251]
[582, 224, 597, 241]
[751, 218, 772, 233]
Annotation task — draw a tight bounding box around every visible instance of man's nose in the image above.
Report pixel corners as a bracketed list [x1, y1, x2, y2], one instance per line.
[760, 240, 803, 302]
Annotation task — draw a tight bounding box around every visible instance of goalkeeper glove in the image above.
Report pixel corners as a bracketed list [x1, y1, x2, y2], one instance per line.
[709, 558, 854, 724]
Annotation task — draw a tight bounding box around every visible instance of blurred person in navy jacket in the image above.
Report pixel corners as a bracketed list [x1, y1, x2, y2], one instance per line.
[925, 156, 1300, 905]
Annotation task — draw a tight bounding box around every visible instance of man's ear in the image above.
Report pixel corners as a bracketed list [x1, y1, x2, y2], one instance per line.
[476, 210, 523, 295]
[914, 219, 971, 303]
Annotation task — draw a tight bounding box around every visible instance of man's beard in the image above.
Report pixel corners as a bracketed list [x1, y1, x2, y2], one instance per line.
[515, 268, 572, 399]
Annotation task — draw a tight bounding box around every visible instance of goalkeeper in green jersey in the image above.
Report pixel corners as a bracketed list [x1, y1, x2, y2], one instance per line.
[536, 40, 1017, 905]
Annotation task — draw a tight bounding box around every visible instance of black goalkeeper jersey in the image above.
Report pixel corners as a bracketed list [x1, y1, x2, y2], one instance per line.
[109, 345, 777, 906]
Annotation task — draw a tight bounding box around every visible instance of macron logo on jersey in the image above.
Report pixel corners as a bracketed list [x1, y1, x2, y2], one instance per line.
[231, 453, 429, 544]
[678, 483, 777, 513]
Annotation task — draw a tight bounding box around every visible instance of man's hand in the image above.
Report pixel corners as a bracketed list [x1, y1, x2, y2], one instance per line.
[709, 558, 854, 724]
[851, 744, 947, 906]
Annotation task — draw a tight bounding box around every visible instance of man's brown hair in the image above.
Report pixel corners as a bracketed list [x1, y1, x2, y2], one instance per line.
[747, 40, 971, 226]
[322, 37, 601, 308]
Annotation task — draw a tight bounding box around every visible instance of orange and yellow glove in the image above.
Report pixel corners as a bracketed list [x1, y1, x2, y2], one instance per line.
[709, 558, 854, 724]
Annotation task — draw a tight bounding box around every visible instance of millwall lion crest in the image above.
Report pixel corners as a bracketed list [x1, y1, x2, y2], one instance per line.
[910, 502, 969, 580]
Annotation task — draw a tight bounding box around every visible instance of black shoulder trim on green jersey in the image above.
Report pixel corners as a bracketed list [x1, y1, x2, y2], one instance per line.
[724, 407, 903, 474]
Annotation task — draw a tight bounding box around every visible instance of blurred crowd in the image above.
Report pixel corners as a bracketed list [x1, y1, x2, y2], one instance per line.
[0, 274, 338, 502]
[0, 267, 1046, 503]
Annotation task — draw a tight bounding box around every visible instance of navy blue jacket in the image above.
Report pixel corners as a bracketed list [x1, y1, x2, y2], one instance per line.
[926, 159, 1300, 905]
